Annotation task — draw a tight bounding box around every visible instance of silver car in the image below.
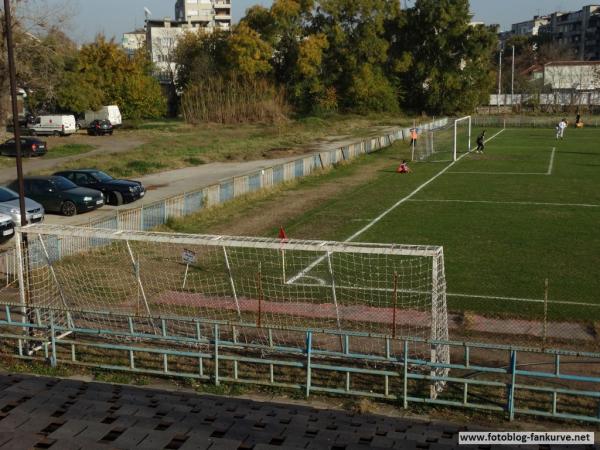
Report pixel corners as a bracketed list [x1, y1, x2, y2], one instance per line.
[0, 187, 45, 225]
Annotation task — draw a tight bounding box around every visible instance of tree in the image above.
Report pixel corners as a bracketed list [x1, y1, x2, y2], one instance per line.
[314, 0, 401, 112]
[398, 0, 497, 114]
[0, 0, 72, 121]
[57, 36, 166, 119]
[172, 30, 229, 92]
[225, 23, 273, 78]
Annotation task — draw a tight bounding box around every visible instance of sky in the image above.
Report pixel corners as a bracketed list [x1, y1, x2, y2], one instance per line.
[57, 0, 591, 43]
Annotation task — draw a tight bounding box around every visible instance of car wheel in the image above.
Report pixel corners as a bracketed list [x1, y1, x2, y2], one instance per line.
[53, 131, 60, 137]
[30, 130, 37, 136]
[109, 131, 113, 135]
[61, 201, 77, 217]
[110, 191, 123, 206]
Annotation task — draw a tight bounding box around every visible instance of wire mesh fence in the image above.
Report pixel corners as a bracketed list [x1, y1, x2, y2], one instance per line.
[473, 115, 600, 128]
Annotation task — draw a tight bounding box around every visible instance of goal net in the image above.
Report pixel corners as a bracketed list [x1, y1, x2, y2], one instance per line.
[411, 116, 471, 163]
[13, 224, 449, 371]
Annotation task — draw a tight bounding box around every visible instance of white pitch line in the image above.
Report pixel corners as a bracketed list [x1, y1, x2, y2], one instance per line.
[287, 128, 507, 284]
[408, 199, 600, 208]
[447, 292, 600, 308]
[288, 281, 600, 308]
[547, 147, 556, 175]
[446, 171, 547, 175]
[448, 147, 557, 176]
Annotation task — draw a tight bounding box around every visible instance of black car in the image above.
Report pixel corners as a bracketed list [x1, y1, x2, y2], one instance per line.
[87, 119, 113, 136]
[9, 176, 104, 216]
[54, 170, 145, 205]
[0, 137, 47, 157]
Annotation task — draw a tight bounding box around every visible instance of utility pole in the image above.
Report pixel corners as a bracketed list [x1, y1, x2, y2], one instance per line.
[3, 0, 27, 226]
[4, 0, 33, 350]
[511, 45, 515, 106]
[497, 48, 503, 108]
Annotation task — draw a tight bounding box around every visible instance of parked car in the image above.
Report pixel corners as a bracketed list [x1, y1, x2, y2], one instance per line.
[8, 176, 104, 216]
[27, 115, 77, 136]
[0, 138, 47, 157]
[87, 119, 113, 136]
[80, 105, 122, 128]
[54, 169, 145, 205]
[0, 213, 15, 243]
[0, 187, 44, 225]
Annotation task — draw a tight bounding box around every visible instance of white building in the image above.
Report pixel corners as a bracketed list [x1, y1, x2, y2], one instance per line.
[510, 16, 550, 37]
[133, 0, 232, 84]
[543, 61, 600, 91]
[175, 0, 231, 29]
[122, 29, 146, 58]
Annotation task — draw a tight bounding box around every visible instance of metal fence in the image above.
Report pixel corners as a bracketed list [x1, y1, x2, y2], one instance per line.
[0, 303, 599, 424]
[84, 118, 449, 232]
[473, 115, 600, 128]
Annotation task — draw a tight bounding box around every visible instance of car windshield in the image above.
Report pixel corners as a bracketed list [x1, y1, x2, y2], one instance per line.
[51, 177, 77, 191]
[91, 171, 113, 182]
[0, 187, 19, 202]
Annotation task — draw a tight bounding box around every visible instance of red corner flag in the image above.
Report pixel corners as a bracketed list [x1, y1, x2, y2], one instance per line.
[278, 226, 287, 240]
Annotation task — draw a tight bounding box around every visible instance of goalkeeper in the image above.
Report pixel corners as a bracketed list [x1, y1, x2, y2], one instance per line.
[475, 130, 486, 153]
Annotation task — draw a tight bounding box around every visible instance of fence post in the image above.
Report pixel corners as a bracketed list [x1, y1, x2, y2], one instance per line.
[214, 323, 220, 386]
[49, 310, 57, 368]
[507, 350, 517, 421]
[403, 340, 409, 409]
[305, 331, 312, 398]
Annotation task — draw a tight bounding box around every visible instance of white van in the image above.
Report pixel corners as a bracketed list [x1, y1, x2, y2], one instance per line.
[82, 105, 122, 128]
[28, 115, 77, 136]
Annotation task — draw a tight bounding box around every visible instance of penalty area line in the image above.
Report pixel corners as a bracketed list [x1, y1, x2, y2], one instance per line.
[286, 128, 507, 285]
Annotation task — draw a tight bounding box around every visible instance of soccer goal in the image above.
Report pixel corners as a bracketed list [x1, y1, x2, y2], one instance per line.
[453, 115, 472, 162]
[13, 224, 450, 366]
[411, 116, 471, 163]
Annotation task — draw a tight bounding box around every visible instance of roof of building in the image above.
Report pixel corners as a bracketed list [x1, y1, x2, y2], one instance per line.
[545, 61, 600, 66]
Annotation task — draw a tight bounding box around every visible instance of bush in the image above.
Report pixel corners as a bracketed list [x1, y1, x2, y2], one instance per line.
[181, 76, 290, 125]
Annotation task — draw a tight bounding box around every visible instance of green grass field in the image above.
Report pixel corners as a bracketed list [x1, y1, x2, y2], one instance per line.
[166, 125, 600, 324]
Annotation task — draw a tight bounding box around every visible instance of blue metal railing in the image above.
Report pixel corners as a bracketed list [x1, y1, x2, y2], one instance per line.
[0, 303, 598, 424]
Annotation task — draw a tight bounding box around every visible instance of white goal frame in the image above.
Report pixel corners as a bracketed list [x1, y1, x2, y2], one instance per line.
[453, 116, 472, 162]
[13, 224, 450, 350]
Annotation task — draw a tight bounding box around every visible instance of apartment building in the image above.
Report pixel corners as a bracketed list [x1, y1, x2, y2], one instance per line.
[128, 0, 232, 84]
[542, 5, 600, 60]
[510, 16, 550, 37]
[122, 29, 146, 58]
[501, 5, 600, 60]
[175, 0, 231, 30]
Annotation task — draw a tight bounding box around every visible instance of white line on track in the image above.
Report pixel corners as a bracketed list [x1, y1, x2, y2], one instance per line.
[288, 281, 600, 308]
[287, 128, 507, 284]
[447, 292, 599, 308]
[407, 199, 600, 208]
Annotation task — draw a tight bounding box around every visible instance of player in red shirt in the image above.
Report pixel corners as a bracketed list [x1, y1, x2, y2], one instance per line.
[396, 160, 411, 174]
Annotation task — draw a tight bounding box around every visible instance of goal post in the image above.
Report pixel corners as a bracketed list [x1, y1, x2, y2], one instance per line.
[453, 116, 472, 162]
[12, 224, 450, 369]
[410, 117, 471, 163]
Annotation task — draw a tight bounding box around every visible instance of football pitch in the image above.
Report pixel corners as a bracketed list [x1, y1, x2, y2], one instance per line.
[268, 125, 600, 323]
[163, 124, 600, 329]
